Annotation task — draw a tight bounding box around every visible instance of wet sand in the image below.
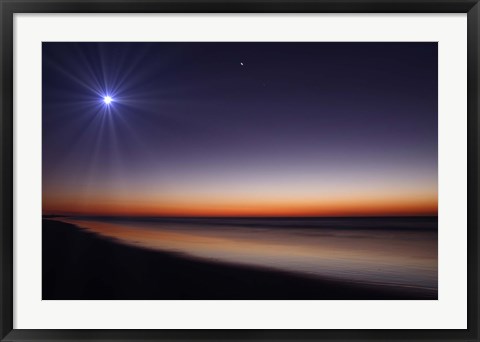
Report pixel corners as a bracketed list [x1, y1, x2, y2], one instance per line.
[42, 219, 437, 300]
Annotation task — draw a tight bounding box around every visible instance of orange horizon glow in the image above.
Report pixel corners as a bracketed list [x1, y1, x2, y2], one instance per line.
[43, 194, 437, 217]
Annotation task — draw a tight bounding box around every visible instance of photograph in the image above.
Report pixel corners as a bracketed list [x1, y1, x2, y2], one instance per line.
[42, 42, 438, 300]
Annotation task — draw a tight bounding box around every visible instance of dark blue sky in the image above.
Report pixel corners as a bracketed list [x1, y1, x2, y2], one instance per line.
[42, 42, 438, 216]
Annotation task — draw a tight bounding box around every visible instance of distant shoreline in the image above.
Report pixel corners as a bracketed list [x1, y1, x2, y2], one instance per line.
[43, 219, 437, 300]
[44, 215, 438, 232]
[43, 214, 439, 219]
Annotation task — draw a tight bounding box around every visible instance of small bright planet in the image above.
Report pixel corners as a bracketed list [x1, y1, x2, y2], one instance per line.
[103, 96, 113, 104]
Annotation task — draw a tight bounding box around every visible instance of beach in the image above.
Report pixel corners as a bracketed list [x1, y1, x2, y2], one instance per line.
[42, 218, 437, 300]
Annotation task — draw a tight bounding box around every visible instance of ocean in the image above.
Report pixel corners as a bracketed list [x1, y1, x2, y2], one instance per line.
[57, 216, 438, 291]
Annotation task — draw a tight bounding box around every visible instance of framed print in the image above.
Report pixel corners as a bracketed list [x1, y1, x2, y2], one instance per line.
[1, 0, 479, 341]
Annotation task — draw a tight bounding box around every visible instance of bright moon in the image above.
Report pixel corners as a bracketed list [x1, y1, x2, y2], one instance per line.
[103, 96, 112, 104]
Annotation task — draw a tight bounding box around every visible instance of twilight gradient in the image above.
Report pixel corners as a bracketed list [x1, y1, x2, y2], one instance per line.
[42, 42, 437, 217]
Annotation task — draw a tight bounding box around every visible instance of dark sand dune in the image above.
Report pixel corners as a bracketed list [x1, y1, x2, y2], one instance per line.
[42, 219, 437, 300]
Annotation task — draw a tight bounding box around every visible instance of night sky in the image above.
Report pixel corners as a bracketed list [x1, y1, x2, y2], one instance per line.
[42, 42, 438, 217]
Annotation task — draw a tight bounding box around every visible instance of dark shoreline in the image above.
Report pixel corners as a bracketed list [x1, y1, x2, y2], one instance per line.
[43, 215, 438, 231]
[42, 219, 437, 300]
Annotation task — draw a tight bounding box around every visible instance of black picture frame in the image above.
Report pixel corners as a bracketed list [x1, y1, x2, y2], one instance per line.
[1, 0, 479, 341]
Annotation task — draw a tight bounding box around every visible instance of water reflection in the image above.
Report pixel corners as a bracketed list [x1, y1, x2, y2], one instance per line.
[59, 217, 437, 290]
